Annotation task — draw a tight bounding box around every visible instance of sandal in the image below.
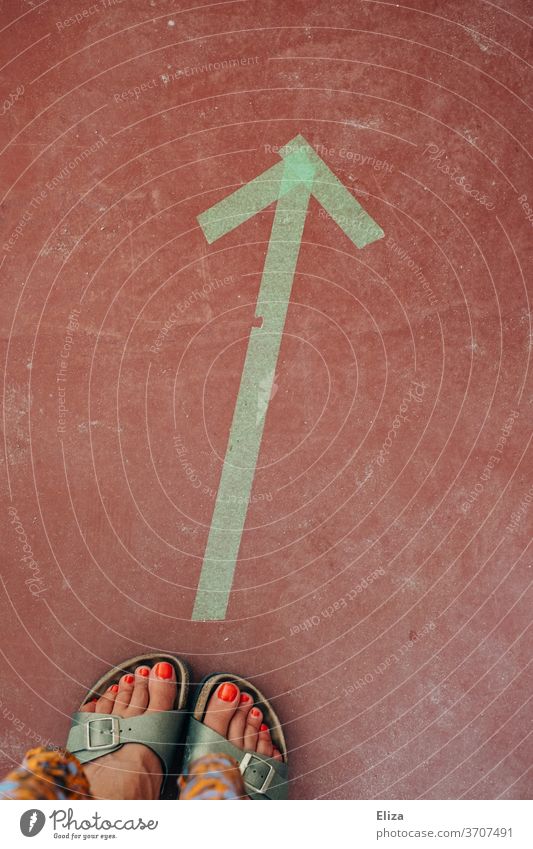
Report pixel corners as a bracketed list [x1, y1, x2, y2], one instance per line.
[182, 672, 289, 799]
[66, 653, 190, 798]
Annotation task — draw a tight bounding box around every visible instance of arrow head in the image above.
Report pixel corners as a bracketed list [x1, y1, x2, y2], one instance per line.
[279, 146, 316, 194]
[279, 134, 385, 248]
[198, 133, 384, 250]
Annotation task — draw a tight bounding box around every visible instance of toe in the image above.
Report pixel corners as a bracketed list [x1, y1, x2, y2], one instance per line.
[243, 705, 262, 751]
[112, 673, 135, 716]
[95, 684, 118, 714]
[147, 661, 177, 712]
[256, 723, 273, 757]
[203, 680, 241, 739]
[80, 698, 97, 713]
[125, 665, 150, 716]
[272, 746, 283, 762]
[227, 691, 253, 749]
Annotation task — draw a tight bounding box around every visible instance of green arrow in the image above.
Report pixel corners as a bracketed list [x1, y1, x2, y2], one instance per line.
[192, 134, 384, 620]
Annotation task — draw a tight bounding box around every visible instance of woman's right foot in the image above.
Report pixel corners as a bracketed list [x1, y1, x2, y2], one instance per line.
[202, 681, 283, 762]
[79, 661, 177, 799]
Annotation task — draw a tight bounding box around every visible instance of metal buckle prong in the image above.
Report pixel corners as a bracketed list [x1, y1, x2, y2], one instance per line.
[86, 716, 120, 751]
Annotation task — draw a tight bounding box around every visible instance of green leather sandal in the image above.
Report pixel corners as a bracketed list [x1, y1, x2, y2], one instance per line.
[66, 653, 190, 798]
[182, 672, 289, 800]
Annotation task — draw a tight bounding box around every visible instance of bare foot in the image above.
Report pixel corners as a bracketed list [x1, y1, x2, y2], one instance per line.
[202, 681, 284, 763]
[79, 662, 176, 799]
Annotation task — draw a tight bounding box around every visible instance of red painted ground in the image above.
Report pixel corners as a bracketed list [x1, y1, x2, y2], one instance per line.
[1, 0, 531, 799]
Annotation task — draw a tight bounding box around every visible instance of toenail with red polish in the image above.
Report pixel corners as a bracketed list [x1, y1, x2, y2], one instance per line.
[110, 684, 119, 693]
[260, 723, 268, 731]
[239, 693, 251, 704]
[218, 682, 238, 702]
[154, 662, 173, 680]
[251, 708, 261, 718]
[124, 674, 134, 684]
[138, 667, 150, 677]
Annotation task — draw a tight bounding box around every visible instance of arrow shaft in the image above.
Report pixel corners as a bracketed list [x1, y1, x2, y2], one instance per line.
[191, 134, 384, 620]
[192, 179, 312, 620]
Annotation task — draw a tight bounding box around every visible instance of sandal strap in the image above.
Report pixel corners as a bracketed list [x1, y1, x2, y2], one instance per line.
[182, 718, 288, 800]
[67, 710, 187, 777]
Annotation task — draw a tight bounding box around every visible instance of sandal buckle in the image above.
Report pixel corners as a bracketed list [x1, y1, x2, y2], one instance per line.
[239, 752, 276, 795]
[86, 716, 120, 750]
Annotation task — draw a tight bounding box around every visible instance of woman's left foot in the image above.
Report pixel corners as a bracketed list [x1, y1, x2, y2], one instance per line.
[79, 662, 176, 799]
[202, 680, 284, 762]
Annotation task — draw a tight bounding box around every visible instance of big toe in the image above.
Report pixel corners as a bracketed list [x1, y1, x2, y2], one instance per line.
[203, 681, 241, 739]
[147, 661, 177, 712]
